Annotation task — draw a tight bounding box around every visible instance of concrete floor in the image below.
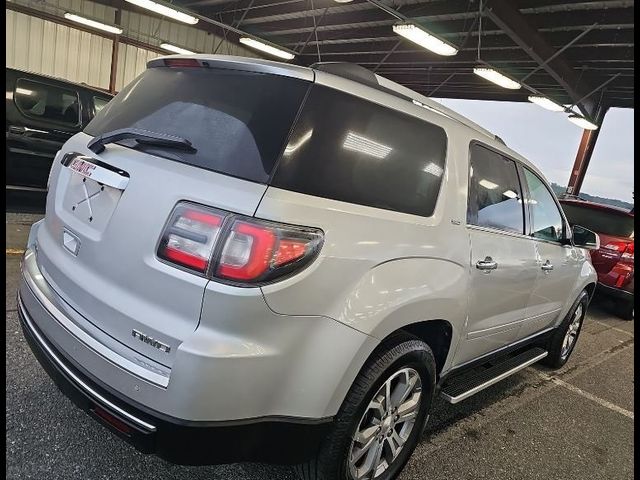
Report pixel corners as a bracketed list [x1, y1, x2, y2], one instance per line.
[6, 214, 634, 480]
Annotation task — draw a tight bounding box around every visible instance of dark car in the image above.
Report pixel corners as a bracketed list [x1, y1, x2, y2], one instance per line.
[560, 197, 634, 320]
[6, 67, 113, 192]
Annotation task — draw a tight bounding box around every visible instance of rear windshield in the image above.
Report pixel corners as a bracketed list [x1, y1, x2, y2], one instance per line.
[84, 66, 310, 183]
[561, 202, 634, 238]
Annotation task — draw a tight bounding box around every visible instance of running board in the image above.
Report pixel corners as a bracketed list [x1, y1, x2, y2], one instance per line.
[441, 347, 548, 404]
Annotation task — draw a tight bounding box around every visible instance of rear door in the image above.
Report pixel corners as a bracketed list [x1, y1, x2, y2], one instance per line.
[455, 143, 539, 367]
[35, 61, 310, 367]
[520, 167, 580, 337]
[7, 75, 80, 188]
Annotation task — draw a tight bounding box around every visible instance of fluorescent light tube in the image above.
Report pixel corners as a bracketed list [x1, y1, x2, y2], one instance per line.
[15, 87, 34, 96]
[124, 0, 198, 24]
[568, 114, 599, 131]
[64, 13, 123, 34]
[343, 132, 392, 159]
[393, 23, 458, 56]
[478, 179, 499, 190]
[423, 162, 444, 177]
[528, 95, 564, 112]
[473, 67, 521, 90]
[239, 38, 294, 60]
[160, 43, 196, 55]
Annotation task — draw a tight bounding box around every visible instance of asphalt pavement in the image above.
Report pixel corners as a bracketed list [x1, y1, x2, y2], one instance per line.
[6, 213, 634, 480]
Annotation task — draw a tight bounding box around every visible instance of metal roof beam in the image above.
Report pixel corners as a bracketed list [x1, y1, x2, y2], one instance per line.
[483, 0, 597, 116]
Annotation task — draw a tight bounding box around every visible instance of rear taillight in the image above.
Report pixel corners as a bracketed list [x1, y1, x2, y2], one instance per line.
[158, 203, 224, 273]
[603, 240, 630, 252]
[158, 201, 323, 285]
[621, 242, 634, 261]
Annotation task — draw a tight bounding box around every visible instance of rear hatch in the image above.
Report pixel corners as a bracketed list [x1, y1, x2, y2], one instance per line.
[35, 58, 311, 368]
[561, 200, 634, 281]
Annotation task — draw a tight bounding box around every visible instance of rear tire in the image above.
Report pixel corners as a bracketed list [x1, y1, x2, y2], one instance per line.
[295, 333, 435, 480]
[542, 290, 589, 369]
[615, 299, 634, 321]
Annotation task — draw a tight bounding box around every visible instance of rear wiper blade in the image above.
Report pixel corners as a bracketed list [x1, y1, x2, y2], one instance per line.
[87, 128, 196, 154]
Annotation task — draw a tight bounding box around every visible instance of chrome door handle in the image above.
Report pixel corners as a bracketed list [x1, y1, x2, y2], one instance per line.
[541, 260, 554, 272]
[8, 125, 49, 135]
[476, 256, 498, 272]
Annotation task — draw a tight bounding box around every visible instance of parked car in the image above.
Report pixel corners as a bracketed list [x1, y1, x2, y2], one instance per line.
[560, 197, 634, 320]
[18, 56, 600, 480]
[6, 67, 113, 191]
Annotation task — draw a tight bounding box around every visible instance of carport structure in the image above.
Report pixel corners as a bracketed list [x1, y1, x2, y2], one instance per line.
[9, 0, 634, 192]
[171, 0, 633, 195]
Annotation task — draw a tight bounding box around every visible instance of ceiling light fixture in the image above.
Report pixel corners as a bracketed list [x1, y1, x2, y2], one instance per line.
[64, 13, 123, 34]
[567, 114, 599, 131]
[343, 132, 392, 159]
[527, 95, 565, 112]
[473, 67, 521, 90]
[478, 179, 498, 190]
[393, 23, 458, 56]
[239, 38, 294, 60]
[160, 43, 196, 55]
[124, 0, 198, 24]
[423, 162, 444, 177]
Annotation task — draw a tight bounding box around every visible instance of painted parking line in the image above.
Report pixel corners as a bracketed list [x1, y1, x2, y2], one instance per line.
[6, 248, 25, 256]
[538, 372, 634, 420]
[592, 320, 635, 338]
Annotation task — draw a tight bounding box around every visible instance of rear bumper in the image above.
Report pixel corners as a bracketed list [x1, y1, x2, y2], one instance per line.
[597, 282, 634, 302]
[18, 291, 332, 464]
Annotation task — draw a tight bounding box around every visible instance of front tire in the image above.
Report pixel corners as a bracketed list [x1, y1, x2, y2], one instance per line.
[542, 290, 589, 369]
[296, 334, 435, 480]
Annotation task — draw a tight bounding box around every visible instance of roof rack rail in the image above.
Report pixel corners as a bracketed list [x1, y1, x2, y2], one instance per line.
[310, 62, 413, 103]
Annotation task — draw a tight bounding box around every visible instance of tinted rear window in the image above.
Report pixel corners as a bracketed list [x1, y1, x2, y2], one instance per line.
[271, 85, 447, 217]
[561, 202, 634, 238]
[84, 67, 309, 183]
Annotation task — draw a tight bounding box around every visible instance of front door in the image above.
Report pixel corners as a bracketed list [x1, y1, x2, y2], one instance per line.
[520, 167, 581, 337]
[454, 143, 539, 367]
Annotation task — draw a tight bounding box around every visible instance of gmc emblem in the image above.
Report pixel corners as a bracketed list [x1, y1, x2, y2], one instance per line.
[132, 329, 171, 353]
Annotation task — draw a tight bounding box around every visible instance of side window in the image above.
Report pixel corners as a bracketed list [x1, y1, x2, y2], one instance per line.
[523, 168, 565, 242]
[92, 96, 110, 117]
[14, 79, 80, 126]
[271, 85, 447, 218]
[467, 144, 525, 234]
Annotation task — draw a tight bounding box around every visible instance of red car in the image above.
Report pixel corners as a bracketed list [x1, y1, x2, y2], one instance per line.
[560, 197, 634, 320]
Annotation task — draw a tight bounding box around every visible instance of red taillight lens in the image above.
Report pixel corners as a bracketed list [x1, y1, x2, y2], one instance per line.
[603, 241, 628, 252]
[216, 218, 323, 283]
[158, 202, 323, 284]
[158, 202, 225, 273]
[621, 242, 634, 261]
[218, 221, 276, 281]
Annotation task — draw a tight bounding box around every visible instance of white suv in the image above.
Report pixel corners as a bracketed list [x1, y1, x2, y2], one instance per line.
[18, 55, 599, 480]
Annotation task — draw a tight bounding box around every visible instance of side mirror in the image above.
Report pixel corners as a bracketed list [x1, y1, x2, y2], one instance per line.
[572, 225, 600, 250]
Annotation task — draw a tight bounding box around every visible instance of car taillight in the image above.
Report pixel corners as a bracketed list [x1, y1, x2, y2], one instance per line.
[158, 203, 225, 273]
[603, 241, 629, 252]
[158, 201, 323, 285]
[621, 242, 634, 261]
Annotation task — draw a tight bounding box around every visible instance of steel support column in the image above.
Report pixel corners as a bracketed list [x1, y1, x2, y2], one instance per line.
[565, 106, 609, 196]
[108, 8, 122, 94]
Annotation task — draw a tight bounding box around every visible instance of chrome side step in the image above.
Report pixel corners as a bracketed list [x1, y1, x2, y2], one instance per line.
[441, 347, 548, 404]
